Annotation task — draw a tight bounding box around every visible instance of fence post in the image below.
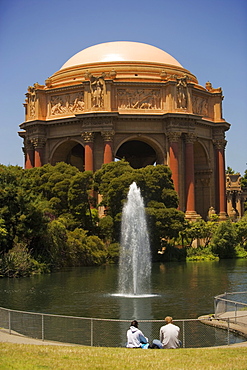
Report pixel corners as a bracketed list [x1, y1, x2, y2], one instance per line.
[234, 303, 237, 324]
[8, 310, 11, 334]
[227, 318, 230, 346]
[42, 314, 44, 341]
[182, 320, 185, 348]
[91, 318, 93, 346]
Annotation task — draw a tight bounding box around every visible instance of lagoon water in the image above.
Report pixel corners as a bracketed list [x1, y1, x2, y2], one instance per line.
[0, 259, 246, 321]
[1, 259, 247, 347]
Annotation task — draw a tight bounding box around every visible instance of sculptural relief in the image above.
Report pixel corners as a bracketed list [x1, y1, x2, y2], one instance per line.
[50, 92, 84, 116]
[176, 76, 188, 109]
[192, 95, 208, 116]
[90, 75, 105, 108]
[117, 89, 160, 110]
[26, 86, 36, 118]
[192, 96, 208, 116]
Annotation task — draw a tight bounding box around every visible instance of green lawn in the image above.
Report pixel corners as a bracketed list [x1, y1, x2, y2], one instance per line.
[0, 343, 247, 370]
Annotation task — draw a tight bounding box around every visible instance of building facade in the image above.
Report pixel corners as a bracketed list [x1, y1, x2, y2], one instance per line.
[19, 41, 230, 220]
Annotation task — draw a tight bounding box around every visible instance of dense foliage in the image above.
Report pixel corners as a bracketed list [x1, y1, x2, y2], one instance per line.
[241, 169, 247, 213]
[0, 162, 247, 277]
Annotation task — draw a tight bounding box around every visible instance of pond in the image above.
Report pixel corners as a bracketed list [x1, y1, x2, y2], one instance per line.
[0, 259, 246, 346]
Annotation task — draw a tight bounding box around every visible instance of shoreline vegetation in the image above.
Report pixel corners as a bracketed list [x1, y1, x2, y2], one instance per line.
[0, 162, 247, 278]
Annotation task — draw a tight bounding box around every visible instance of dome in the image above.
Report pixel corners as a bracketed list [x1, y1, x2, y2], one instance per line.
[60, 41, 183, 70]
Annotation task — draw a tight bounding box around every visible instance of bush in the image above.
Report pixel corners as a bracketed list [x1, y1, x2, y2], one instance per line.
[106, 242, 120, 263]
[186, 246, 219, 261]
[67, 229, 107, 266]
[211, 220, 237, 259]
[0, 244, 48, 277]
[235, 245, 247, 258]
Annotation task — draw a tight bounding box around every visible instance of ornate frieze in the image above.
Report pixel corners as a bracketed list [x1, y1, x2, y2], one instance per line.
[81, 116, 113, 129]
[50, 92, 84, 116]
[117, 89, 161, 110]
[192, 95, 208, 116]
[176, 76, 188, 109]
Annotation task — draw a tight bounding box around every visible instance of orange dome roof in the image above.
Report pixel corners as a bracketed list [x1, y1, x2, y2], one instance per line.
[60, 41, 183, 69]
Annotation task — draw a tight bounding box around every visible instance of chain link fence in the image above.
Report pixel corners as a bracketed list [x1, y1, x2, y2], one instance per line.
[1, 305, 245, 347]
[214, 292, 247, 327]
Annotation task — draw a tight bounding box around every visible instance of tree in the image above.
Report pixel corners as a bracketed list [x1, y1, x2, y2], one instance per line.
[234, 213, 247, 249]
[226, 166, 236, 174]
[241, 169, 247, 213]
[211, 220, 237, 258]
[22, 163, 80, 217]
[94, 162, 185, 255]
[0, 165, 49, 253]
[68, 171, 95, 231]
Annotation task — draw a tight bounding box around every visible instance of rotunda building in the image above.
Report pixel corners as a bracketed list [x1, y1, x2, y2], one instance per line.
[19, 41, 230, 220]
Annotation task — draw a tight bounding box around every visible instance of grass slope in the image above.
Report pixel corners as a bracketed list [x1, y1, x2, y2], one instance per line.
[0, 343, 247, 370]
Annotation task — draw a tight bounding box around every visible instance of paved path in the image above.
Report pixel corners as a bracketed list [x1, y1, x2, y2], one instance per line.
[0, 328, 77, 346]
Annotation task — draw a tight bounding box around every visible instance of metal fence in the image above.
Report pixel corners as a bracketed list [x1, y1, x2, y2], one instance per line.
[0, 305, 245, 348]
[214, 292, 247, 327]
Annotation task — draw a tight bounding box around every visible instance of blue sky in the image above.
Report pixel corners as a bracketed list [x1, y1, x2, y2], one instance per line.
[0, 0, 246, 175]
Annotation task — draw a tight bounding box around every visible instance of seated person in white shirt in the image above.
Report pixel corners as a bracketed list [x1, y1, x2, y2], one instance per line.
[126, 320, 149, 348]
[159, 316, 181, 349]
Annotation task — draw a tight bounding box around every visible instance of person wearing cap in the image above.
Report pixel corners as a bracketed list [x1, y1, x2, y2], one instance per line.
[159, 316, 181, 349]
[126, 320, 149, 348]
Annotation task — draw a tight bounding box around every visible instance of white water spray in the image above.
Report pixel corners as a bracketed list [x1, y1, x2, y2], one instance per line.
[118, 182, 151, 296]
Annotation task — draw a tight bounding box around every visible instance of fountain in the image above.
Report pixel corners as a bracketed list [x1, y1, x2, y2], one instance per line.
[117, 182, 152, 297]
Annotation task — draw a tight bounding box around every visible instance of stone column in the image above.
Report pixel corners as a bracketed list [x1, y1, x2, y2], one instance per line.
[184, 133, 199, 219]
[214, 139, 227, 220]
[101, 131, 115, 164]
[32, 138, 46, 168]
[235, 193, 242, 218]
[167, 131, 180, 197]
[25, 139, 34, 169]
[82, 132, 94, 171]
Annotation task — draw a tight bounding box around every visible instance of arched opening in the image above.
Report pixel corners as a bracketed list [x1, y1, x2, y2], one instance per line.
[51, 141, 85, 171]
[115, 140, 157, 169]
[194, 141, 211, 219]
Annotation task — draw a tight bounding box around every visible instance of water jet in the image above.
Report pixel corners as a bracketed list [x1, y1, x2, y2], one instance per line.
[118, 182, 152, 297]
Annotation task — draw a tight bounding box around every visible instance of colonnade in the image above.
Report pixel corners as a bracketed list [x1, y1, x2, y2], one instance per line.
[168, 132, 227, 218]
[24, 131, 227, 218]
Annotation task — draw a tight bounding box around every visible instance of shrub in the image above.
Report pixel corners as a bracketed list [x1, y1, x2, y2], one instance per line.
[0, 244, 48, 277]
[211, 220, 237, 259]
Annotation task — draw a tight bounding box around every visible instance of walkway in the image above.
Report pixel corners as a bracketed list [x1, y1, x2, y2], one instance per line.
[0, 328, 77, 346]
